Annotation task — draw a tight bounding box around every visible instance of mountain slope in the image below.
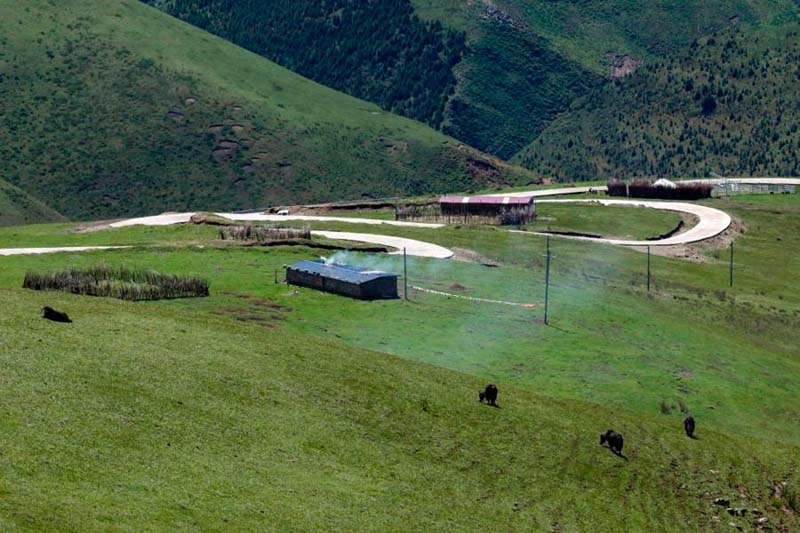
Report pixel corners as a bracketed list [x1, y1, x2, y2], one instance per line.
[144, 0, 467, 129]
[145, 0, 798, 159]
[0, 178, 64, 227]
[416, 0, 798, 159]
[514, 18, 800, 180]
[0, 0, 533, 221]
[413, 0, 798, 74]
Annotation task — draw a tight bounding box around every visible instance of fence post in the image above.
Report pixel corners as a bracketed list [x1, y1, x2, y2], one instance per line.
[544, 236, 551, 325]
[647, 245, 651, 292]
[403, 247, 408, 300]
[729, 242, 734, 287]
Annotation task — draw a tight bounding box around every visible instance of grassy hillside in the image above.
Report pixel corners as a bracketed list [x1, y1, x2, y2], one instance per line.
[0, 0, 533, 222]
[1, 286, 796, 530]
[515, 18, 800, 180]
[1, 194, 799, 528]
[0, 178, 64, 227]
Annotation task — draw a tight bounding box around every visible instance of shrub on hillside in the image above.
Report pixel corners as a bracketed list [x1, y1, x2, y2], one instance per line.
[607, 180, 713, 200]
[23, 266, 209, 301]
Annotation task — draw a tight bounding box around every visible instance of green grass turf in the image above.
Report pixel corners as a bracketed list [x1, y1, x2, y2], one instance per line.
[525, 203, 683, 240]
[0, 279, 798, 530]
[1, 195, 798, 528]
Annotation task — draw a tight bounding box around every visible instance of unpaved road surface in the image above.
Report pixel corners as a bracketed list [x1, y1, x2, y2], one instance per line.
[531, 199, 732, 246]
[0, 234, 451, 259]
[110, 213, 443, 229]
[313, 231, 453, 259]
[0, 246, 129, 256]
[4, 178, 795, 258]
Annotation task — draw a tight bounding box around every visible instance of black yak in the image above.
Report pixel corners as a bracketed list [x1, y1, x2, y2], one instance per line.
[41, 306, 71, 323]
[479, 384, 498, 407]
[599, 429, 624, 456]
[684, 416, 696, 438]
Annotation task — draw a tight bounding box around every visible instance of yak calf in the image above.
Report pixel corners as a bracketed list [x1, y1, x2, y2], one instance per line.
[600, 429, 624, 456]
[42, 306, 72, 323]
[479, 384, 498, 407]
[684, 416, 696, 438]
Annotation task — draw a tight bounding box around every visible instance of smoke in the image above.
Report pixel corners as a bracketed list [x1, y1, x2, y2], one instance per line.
[319, 251, 403, 272]
[316, 250, 460, 284]
[319, 251, 370, 267]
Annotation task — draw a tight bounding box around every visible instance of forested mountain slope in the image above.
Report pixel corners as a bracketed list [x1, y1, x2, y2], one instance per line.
[144, 0, 466, 129]
[414, 0, 798, 159]
[514, 19, 800, 180]
[145, 0, 797, 159]
[0, 0, 532, 221]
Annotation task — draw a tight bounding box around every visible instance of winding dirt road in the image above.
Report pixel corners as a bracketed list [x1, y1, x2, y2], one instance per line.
[2, 178, 796, 258]
[109, 213, 444, 229]
[313, 231, 453, 259]
[0, 246, 129, 256]
[531, 199, 732, 246]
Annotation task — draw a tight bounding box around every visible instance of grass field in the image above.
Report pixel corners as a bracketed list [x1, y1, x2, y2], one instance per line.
[525, 203, 683, 240]
[3, 286, 797, 530]
[0, 195, 798, 529]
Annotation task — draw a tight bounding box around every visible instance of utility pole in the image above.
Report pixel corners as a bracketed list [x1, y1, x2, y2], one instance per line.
[544, 236, 552, 325]
[647, 245, 651, 292]
[729, 241, 734, 287]
[403, 247, 409, 300]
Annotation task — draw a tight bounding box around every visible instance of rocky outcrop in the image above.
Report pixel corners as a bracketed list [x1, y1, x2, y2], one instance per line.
[607, 53, 642, 78]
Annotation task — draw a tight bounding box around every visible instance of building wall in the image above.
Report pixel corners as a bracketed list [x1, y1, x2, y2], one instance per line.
[362, 277, 398, 299]
[286, 269, 398, 300]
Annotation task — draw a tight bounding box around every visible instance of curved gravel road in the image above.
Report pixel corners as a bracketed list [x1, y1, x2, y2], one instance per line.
[110, 212, 444, 229]
[0, 246, 130, 256]
[531, 199, 732, 246]
[313, 231, 453, 259]
[0, 234, 451, 259]
[3, 178, 795, 258]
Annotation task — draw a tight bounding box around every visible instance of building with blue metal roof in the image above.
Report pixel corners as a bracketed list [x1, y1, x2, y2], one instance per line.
[286, 260, 398, 300]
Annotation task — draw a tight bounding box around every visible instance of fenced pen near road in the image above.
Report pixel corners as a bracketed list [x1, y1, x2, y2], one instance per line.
[23, 265, 210, 301]
[219, 224, 311, 242]
[396, 197, 536, 226]
[607, 180, 713, 200]
[711, 182, 797, 197]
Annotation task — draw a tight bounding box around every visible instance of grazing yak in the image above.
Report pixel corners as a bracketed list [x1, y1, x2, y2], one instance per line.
[684, 415, 696, 438]
[41, 306, 71, 323]
[599, 429, 624, 456]
[479, 384, 499, 407]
